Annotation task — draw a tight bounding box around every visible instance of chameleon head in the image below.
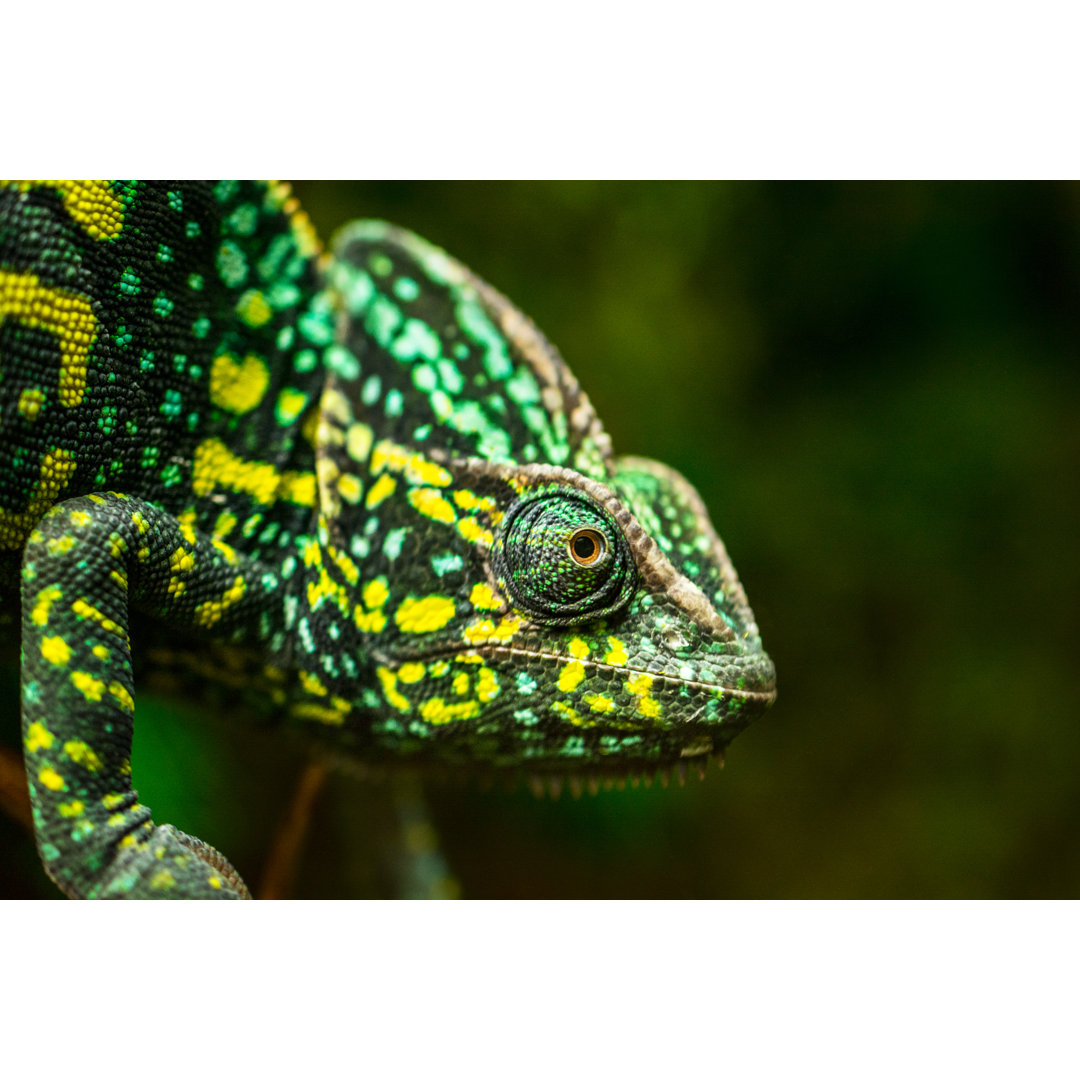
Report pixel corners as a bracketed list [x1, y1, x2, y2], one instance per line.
[319, 444, 775, 781]
[302, 220, 775, 783]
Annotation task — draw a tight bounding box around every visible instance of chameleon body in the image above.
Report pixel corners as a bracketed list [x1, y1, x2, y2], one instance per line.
[0, 181, 776, 899]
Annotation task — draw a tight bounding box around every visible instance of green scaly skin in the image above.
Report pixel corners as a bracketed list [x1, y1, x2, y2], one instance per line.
[0, 181, 776, 899]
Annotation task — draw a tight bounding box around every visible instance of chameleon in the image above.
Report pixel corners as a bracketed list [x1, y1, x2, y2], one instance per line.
[0, 181, 776, 899]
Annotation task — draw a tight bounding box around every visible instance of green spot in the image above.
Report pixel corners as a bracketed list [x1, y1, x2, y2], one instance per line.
[192, 317, 211, 339]
[167, 190, 183, 212]
[185, 221, 200, 239]
[325, 344, 361, 379]
[369, 253, 393, 277]
[412, 364, 437, 391]
[391, 318, 442, 363]
[227, 202, 258, 237]
[361, 375, 381, 405]
[159, 389, 183, 418]
[294, 349, 318, 373]
[217, 241, 249, 287]
[385, 389, 403, 417]
[431, 551, 463, 576]
[394, 276, 420, 302]
[188, 273, 203, 291]
[118, 267, 141, 296]
[157, 244, 173, 263]
[383, 528, 407, 560]
[152, 293, 174, 318]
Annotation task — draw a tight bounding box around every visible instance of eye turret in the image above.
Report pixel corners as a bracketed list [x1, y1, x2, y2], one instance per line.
[492, 489, 635, 625]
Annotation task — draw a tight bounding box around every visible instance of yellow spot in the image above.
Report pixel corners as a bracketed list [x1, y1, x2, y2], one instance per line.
[58, 800, 85, 818]
[25, 721, 54, 753]
[71, 669, 106, 701]
[300, 670, 328, 696]
[338, 473, 363, 504]
[552, 701, 587, 727]
[568, 637, 590, 659]
[64, 740, 103, 771]
[72, 598, 127, 640]
[354, 607, 388, 633]
[452, 672, 469, 695]
[151, 869, 176, 890]
[70, 510, 91, 527]
[46, 534, 77, 555]
[0, 271, 95, 407]
[92, 644, 110, 661]
[455, 653, 483, 664]
[107, 813, 126, 828]
[409, 487, 456, 524]
[213, 510, 238, 538]
[558, 660, 586, 693]
[38, 767, 65, 791]
[291, 701, 350, 725]
[16, 181, 124, 240]
[194, 575, 246, 627]
[604, 637, 628, 666]
[584, 692, 615, 713]
[452, 490, 497, 512]
[398, 662, 426, 684]
[211, 538, 238, 564]
[362, 578, 389, 609]
[405, 455, 452, 488]
[18, 387, 44, 421]
[457, 518, 493, 545]
[109, 681, 134, 712]
[625, 672, 662, 719]
[463, 615, 523, 645]
[208, 876, 222, 889]
[476, 667, 500, 703]
[280, 472, 317, 506]
[469, 583, 501, 611]
[276, 386, 308, 424]
[430, 660, 450, 677]
[102, 793, 126, 810]
[236, 289, 273, 327]
[41, 635, 71, 666]
[346, 422, 374, 462]
[395, 595, 456, 634]
[191, 437, 316, 507]
[31, 584, 63, 626]
[376, 666, 411, 712]
[419, 698, 481, 725]
[0, 449, 78, 550]
[365, 473, 396, 508]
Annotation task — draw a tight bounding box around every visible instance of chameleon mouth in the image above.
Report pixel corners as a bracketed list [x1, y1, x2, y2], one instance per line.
[393, 641, 778, 705]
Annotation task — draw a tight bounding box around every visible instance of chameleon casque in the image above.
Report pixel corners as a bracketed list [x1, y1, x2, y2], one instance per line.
[0, 181, 775, 899]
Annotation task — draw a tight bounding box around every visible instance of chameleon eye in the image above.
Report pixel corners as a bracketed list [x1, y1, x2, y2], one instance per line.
[569, 529, 605, 566]
[492, 490, 635, 625]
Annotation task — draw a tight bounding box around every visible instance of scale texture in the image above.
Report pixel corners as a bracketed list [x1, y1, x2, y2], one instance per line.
[0, 181, 775, 899]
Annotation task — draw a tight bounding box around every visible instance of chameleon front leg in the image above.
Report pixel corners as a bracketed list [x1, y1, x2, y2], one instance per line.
[20, 493, 278, 899]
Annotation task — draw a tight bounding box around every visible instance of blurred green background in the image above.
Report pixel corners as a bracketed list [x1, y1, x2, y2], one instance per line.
[3, 181, 1078, 898]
